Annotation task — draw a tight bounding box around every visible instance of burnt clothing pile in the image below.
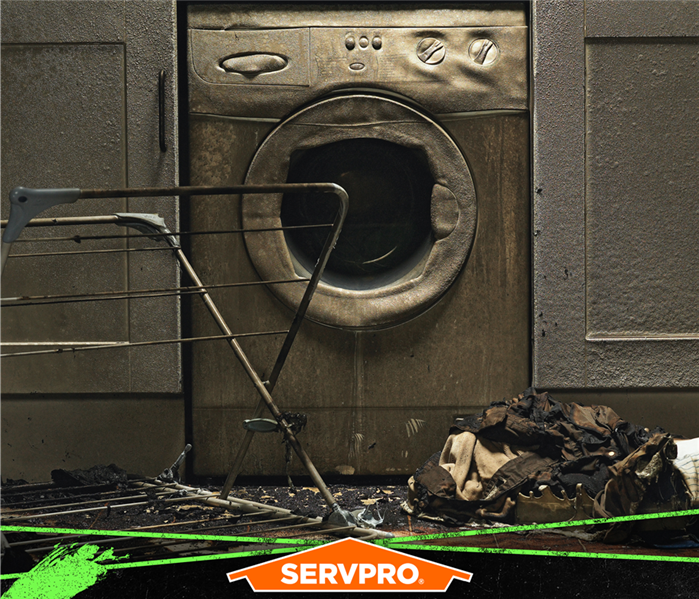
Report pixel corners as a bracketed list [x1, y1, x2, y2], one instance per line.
[405, 389, 691, 526]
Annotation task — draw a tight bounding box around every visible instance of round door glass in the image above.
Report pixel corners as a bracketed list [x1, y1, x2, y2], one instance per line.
[281, 138, 434, 289]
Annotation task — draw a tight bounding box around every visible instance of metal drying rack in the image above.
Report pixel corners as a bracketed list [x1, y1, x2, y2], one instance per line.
[0, 183, 389, 537]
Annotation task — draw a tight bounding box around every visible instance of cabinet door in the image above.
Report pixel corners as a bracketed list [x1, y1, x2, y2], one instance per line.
[1, 0, 180, 394]
[532, 0, 699, 388]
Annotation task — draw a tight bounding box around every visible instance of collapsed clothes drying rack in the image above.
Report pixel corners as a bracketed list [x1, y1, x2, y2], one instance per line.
[0, 184, 391, 539]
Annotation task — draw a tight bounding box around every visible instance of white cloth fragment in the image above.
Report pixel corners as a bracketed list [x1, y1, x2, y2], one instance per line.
[673, 437, 699, 507]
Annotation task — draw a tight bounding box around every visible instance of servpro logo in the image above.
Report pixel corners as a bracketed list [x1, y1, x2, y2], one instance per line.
[226, 537, 473, 592]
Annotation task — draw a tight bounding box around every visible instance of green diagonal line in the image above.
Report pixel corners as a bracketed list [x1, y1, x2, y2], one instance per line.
[0, 525, 324, 581]
[0, 545, 309, 580]
[103, 545, 306, 571]
[378, 508, 699, 544]
[383, 543, 699, 563]
[0, 525, 322, 545]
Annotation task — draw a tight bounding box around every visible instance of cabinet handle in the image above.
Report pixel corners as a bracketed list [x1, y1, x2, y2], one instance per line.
[159, 70, 167, 152]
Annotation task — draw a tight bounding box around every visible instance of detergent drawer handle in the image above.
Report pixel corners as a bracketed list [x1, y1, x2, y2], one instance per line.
[220, 54, 288, 76]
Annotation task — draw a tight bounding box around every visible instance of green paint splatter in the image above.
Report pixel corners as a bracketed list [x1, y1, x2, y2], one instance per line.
[4, 544, 123, 599]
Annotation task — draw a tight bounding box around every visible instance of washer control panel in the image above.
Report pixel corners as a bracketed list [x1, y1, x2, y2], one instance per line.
[189, 25, 526, 116]
[311, 28, 502, 83]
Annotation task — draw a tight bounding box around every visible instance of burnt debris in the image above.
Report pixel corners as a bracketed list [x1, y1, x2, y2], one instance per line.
[405, 388, 695, 543]
[50, 464, 129, 489]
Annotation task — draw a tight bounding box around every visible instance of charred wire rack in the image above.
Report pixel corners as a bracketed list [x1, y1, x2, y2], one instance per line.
[0, 183, 403, 546]
[1, 473, 395, 573]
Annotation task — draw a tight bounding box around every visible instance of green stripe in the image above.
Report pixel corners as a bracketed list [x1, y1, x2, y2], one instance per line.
[383, 543, 699, 563]
[0, 525, 322, 545]
[104, 545, 306, 570]
[0, 546, 306, 580]
[379, 508, 699, 544]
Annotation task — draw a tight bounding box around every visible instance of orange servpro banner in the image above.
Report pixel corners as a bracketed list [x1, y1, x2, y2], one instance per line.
[226, 537, 473, 592]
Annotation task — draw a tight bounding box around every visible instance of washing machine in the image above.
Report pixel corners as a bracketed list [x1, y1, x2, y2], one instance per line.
[187, 3, 529, 477]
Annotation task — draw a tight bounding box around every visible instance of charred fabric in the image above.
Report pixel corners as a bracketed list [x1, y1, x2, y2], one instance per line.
[404, 389, 698, 542]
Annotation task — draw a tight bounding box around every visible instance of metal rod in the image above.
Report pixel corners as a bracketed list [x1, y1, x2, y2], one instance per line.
[20, 536, 143, 554]
[219, 185, 348, 499]
[121, 514, 246, 531]
[76, 183, 340, 200]
[6, 514, 291, 548]
[0, 491, 177, 513]
[1, 331, 289, 359]
[1, 486, 244, 523]
[8, 246, 177, 259]
[1, 500, 155, 522]
[193, 185, 347, 502]
[0, 214, 329, 234]
[2, 278, 308, 307]
[10, 534, 96, 548]
[135, 481, 392, 540]
[270, 524, 357, 537]
[114, 515, 304, 538]
[134, 481, 311, 519]
[0, 215, 122, 228]
[0, 482, 58, 493]
[220, 398, 269, 493]
[0, 477, 152, 495]
[0, 216, 119, 277]
[94, 539, 219, 558]
[172, 246, 342, 511]
[182, 515, 296, 531]
[11, 224, 331, 244]
[1, 242, 10, 271]
[0, 490, 178, 514]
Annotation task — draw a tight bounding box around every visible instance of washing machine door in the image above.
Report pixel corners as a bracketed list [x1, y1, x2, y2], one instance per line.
[242, 93, 477, 329]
